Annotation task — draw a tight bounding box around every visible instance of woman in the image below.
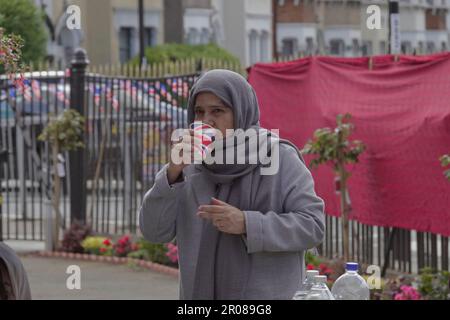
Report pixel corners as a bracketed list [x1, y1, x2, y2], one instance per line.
[139, 69, 325, 300]
[0, 243, 31, 300]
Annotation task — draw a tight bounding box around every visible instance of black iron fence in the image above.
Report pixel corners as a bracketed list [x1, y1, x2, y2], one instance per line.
[0, 50, 200, 241]
[0, 51, 449, 275]
[320, 215, 450, 274]
[82, 70, 198, 235]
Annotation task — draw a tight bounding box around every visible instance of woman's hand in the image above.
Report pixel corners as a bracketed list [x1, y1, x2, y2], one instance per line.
[167, 129, 202, 184]
[197, 198, 246, 235]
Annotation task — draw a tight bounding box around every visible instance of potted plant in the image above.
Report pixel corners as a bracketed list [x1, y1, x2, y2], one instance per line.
[38, 109, 85, 250]
[440, 154, 450, 182]
[302, 113, 366, 262]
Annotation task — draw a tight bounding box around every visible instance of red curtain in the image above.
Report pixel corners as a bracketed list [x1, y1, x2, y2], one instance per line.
[248, 53, 450, 236]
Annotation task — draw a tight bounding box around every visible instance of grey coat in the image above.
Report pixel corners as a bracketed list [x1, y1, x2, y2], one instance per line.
[139, 70, 325, 300]
[0, 243, 32, 300]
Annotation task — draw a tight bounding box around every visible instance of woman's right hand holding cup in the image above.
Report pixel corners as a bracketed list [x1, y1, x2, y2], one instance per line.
[167, 129, 202, 184]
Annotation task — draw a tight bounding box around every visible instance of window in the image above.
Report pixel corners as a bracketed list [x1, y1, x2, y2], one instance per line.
[278, 0, 285, 6]
[281, 38, 297, 56]
[427, 41, 436, 53]
[441, 41, 447, 52]
[418, 41, 424, 54]
[119, 27, 133, 63]
[379, 41, 386, 54]
[186, 28, 199, 45]
[260, 31, 270, 62]
[401, 41, 412, 54]
[330, 39, 345, 55]
[352, 38, 360, 56]
[306, 37, 314, 55]
[200, 28, 210, 44]
[249, 30, 259, 65]
[361, 41, 373, 56]
[144, 27, 157, 47]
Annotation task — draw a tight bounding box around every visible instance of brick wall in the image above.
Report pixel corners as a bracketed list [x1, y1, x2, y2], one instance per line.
[425, 9, 447, 30]
[276, 0, 316, 23]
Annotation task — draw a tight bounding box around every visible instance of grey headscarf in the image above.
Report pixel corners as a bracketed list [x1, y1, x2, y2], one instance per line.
[187, 70, 304, 299]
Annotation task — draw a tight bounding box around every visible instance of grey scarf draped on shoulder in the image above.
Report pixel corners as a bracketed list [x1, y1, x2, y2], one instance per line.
[187, 70, 303, 299]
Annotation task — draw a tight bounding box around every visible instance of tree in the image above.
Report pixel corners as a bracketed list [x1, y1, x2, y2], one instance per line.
[302, 113, 366, 262]
[38, 109, 85, 250]
[440, 154, 450, 182]
[0, 0, 47, 65]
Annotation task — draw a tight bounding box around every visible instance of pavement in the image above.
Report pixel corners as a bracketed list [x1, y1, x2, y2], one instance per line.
[3, 240, 179, 300]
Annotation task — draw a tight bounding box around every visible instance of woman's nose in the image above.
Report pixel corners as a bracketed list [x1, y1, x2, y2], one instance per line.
[202, 114, 215, 127]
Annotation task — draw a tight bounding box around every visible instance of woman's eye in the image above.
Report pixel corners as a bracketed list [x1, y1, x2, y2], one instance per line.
[213, 109, 223, 113]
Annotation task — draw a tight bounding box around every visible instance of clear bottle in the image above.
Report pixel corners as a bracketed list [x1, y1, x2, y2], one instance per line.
[331, 262, 370, 300]
[292, 270, 319, 300]
[304, 275, 335, 300]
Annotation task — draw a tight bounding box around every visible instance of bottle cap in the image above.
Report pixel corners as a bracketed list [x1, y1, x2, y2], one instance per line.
[346, 262, 359, 271]
[314, 275, 327, 283]
[306, 270, 319, 278]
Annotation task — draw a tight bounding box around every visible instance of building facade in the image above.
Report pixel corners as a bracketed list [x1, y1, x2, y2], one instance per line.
[275, 0, 450, 58]
[212, 0, 273, 66]
[36, 0, 163, 66]
[33, 0, 450, 68]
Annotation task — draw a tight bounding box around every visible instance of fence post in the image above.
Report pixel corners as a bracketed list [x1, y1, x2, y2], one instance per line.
[69, 48, 90, 224]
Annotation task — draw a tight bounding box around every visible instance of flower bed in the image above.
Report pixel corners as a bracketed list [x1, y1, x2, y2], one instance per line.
[51, 222, 179, 277]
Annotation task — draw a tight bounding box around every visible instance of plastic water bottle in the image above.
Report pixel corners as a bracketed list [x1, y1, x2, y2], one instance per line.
[331, 262, 370, 300]
[304, 275, 335, 300]
[292, 270, 319, 300]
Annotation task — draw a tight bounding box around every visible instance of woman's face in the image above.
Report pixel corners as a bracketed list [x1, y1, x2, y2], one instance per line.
[194, 92, 234, 137]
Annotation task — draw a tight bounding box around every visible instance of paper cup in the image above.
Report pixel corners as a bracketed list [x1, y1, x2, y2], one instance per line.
[189, 121, 217, 159]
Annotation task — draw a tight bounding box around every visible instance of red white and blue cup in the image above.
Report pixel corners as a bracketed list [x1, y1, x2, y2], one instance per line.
[189, 121, 217, 160]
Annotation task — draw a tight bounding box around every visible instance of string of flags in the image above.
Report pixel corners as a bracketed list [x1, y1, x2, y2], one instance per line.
[1, 76, 195, 116]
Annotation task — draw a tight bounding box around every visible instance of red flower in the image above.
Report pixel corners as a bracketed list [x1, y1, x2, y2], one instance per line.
[118, 235, 130, 246]
[116, 247, 125, 254]
[102, 239, 112, 246]
[307, 264, 316, 270]
[99, 247, 107, 253]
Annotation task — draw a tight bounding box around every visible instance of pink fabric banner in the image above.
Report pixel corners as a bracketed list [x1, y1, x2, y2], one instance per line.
[248, 53, 450, 236]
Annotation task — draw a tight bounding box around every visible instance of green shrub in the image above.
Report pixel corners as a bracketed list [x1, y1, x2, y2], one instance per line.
[129, 43, 240, 65]
[81, 236, 113, 256]
[127, 238, 171, 265]
[418, 268, 450, 300]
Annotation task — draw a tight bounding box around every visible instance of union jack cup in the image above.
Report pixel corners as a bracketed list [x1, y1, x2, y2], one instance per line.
[189, 121, 217, 160]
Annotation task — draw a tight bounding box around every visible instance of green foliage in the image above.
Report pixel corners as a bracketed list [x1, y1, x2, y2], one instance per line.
[418, 268, 450, 300]
[0, 27, 25, 76]
[127, 238, 171, 265]
[81, 236, 112, 256]
[440, 154, 450, 182]
[129, 43, 240, 65]
[302, 113, 366, 173]
[38, 109, 85, 152]
[0, 0, 47, 64]
[305, 250, 321, 267]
